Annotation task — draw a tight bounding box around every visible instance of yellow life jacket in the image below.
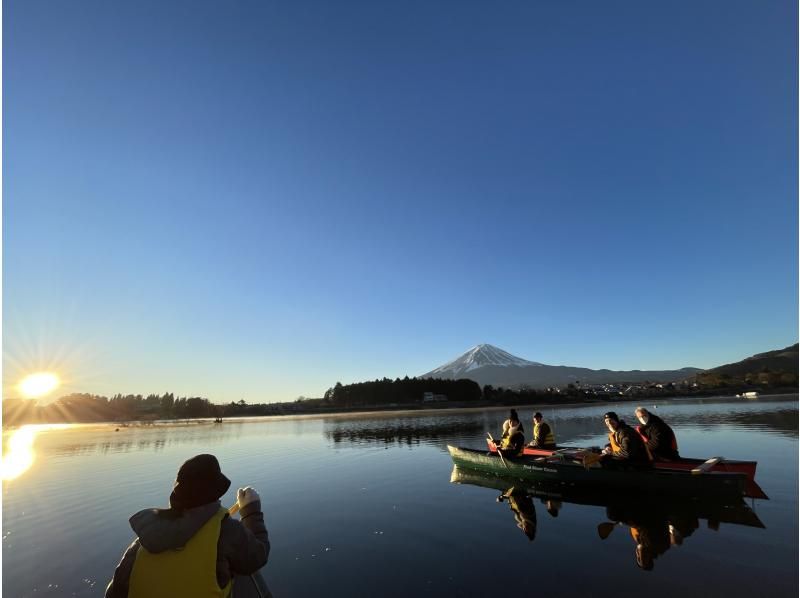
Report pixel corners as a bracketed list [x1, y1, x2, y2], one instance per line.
[500, 427, 523, 454]
[129, 507, 232, 598]
[534, 421, 555, 446]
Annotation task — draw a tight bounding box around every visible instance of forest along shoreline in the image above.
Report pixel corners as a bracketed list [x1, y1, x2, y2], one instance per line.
[3, 390, 797, 429]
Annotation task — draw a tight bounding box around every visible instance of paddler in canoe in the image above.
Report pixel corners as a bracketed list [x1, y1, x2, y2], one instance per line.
[635, 407, 680, 461]
[527, 412, 556, 449]
[497, 409, 525, 457]
[105, 454, 271, 598]
[599, 412, 651, 468]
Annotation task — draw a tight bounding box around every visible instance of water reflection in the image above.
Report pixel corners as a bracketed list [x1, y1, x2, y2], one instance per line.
[324, 417, 483, 447]
[41, 422, 260, 457]
[1, 424, 71, 481]
[497, 487, 537, 541]
[451, 466, 766, 571]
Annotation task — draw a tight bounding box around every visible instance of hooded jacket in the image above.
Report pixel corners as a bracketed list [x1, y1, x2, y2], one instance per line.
[105, 500, 269, 598]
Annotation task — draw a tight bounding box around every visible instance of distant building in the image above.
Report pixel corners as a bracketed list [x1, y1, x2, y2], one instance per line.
[422, 392, 448, 403]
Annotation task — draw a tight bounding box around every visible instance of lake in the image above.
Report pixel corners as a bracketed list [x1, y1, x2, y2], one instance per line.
[2, 394, 798, 597]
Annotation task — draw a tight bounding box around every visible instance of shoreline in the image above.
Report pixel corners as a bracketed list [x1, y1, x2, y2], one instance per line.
[4, 391, 797, 431]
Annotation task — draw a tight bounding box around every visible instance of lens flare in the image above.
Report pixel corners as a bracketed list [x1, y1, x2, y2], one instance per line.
[18, 372, 60, 398]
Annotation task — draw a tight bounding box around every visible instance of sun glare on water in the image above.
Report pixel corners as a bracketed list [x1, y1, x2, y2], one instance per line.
[18, 372, 60, 398]
[2, 424, 72, 481]
[1, 428, 36, 481]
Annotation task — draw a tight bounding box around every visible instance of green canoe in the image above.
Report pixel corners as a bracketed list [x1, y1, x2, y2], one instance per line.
[447, 445, 748, 499]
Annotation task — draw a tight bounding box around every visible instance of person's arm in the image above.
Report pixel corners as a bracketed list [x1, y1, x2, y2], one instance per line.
[104, 539, 140, 598]
[224, 489, 270, 576]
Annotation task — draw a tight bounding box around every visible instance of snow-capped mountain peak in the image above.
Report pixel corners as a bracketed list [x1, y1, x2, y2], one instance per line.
[425, 344, 543, 377]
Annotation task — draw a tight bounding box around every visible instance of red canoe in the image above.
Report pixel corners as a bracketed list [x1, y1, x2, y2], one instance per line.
[486, 439, 768, 499]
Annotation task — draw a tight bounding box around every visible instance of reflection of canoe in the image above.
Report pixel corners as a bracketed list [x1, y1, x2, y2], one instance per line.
[450, 466, 765, 529]
[448, 446, 748, 499]
[486, 440, 767, 499]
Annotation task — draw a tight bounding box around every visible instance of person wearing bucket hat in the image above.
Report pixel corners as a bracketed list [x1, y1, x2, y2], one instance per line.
[105, 454, 270, 598]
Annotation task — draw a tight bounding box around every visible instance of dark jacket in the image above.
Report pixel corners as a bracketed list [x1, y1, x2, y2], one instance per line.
[638, 415, 679, 460]
[105, 500, 269, 598]
[610, 421, 650, 465]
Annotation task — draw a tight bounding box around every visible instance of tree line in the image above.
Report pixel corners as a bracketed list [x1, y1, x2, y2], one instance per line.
[3, 369, 794, 427]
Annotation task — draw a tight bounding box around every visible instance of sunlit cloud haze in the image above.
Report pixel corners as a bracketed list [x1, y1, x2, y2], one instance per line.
[3, 1, 797, 403]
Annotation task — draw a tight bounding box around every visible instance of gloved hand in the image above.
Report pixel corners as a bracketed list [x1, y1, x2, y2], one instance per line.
[237, 487, 260, 509]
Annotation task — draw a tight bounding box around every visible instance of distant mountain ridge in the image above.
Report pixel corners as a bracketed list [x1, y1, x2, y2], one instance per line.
[422, 344, 702, 389]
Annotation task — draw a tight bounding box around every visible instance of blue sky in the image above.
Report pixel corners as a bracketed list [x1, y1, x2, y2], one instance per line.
[3, 0, 797, 402]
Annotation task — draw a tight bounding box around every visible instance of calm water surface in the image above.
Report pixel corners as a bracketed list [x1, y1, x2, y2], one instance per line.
[3, 395, 798, 597]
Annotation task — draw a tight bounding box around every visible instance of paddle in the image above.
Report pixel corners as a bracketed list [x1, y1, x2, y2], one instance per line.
[597, 522, 617, 540]
[227, 502, 264, 598]
[582, 451, 605, 469]
[487, 433, 510, 469]
[691, 456, 724, 474]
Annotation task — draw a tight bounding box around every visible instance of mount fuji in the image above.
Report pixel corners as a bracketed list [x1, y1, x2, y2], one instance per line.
[421, 344, 701, 388]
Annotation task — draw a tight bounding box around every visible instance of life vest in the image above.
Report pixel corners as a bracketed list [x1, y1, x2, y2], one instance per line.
[608, 431, 621, 454]
[129, 507, 232, 598]
[534, 421, 555, 446]
[500, 428, 524, 455]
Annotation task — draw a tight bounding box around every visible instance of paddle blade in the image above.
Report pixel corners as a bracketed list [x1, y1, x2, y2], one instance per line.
[583, 453, 604, 469]
[597, 522, 616, 540]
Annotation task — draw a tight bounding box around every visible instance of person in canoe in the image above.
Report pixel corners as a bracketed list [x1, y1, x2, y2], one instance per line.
[527, 412, 556, 449]
[635, 407, 680, 461]
[497, 487, 537, 541]
[600, 412, 650, 468]
[105, 454, 270, 598]
[498, 409, 525, 456]
[501, 409, 524, 438]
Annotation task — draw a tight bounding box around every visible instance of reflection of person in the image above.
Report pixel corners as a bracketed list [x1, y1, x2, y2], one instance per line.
[600, 412, 650, 467]
[544, 499, 562, 518]
[498, 410, 525, 456]
[498, 487, 537, 541]
[666, 512, 699, 546]
[605, 505, 670, 571]
[105, 454, 269, 598]
[634, 407, 680, 461]
[528, 412, 556, 449]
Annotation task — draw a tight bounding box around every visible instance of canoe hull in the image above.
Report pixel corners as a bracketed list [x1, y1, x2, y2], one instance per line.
[486, 440, 767, 499]
[450, 446, 748, 499]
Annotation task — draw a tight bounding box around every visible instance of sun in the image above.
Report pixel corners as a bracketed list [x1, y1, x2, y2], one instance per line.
[18, 372, 60, 398]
